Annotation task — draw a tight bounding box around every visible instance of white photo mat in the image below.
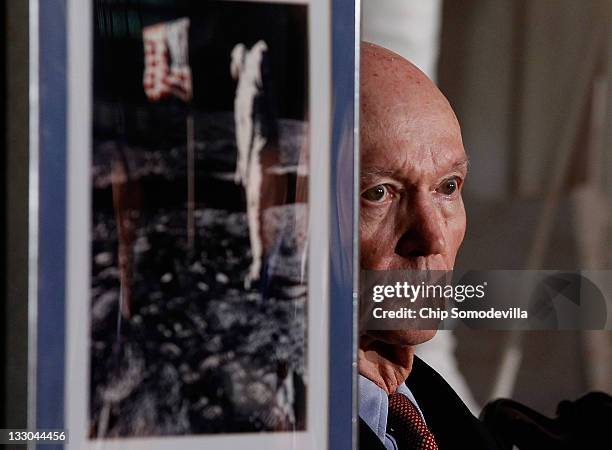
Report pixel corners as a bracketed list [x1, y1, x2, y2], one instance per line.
[65, 0, 331, 449]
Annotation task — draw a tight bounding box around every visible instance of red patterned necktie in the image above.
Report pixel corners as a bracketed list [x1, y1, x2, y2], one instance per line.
[387, 392, 439, 450]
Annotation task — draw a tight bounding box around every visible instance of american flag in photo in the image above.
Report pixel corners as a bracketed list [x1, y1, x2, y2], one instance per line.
[143, 18, 193, 102]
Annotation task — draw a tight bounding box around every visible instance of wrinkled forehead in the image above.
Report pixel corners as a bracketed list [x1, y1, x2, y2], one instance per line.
[360, 99, 466, 181]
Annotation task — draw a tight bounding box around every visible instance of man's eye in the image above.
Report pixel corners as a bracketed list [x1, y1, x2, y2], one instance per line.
[437, 177, 460, 196]
[361, 184, 390, 203]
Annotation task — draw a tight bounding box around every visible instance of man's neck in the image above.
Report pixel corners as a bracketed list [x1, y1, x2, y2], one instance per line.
[358, 336, 415, 394]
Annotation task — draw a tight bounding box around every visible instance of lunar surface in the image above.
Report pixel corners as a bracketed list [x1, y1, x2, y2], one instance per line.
[90, 108, 308, 436]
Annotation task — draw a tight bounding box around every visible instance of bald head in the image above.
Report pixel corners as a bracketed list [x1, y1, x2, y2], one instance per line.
[360, 42, 461, 150]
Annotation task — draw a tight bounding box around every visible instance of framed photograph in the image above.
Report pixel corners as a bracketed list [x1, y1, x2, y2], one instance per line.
[31, 0, 357, 449]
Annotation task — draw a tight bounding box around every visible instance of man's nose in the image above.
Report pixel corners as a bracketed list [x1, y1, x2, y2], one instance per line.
[395, 195, 446, 258]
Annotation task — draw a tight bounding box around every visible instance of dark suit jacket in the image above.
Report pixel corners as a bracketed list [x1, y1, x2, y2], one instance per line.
[359, 356, 501, 450]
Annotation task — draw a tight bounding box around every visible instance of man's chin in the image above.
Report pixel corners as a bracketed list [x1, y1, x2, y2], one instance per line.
[367, 329, 437, 347]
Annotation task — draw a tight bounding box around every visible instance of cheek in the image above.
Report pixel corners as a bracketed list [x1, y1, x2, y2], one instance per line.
[441, 199, 466, 255]
[359, 204, 388, 236]
[359, 206, 396, 266]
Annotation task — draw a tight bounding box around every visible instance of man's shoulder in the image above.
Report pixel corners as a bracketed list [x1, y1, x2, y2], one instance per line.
[357, 356, 503, 450]
[404, 356, 501, 450]
[407, 355, 463, 401]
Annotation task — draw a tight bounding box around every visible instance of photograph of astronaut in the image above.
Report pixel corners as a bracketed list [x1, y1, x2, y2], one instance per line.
[90, 0, 309, 437]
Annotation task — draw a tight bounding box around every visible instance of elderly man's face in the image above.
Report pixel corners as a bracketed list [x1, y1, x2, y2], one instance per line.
[359, 44, 467, 344]
[360, 50, 467, 272]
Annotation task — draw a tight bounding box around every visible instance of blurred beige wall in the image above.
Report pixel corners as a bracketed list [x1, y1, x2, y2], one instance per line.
[437, 0, 612, 413]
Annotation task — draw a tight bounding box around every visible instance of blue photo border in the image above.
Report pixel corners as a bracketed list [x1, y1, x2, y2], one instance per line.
[32, 1, 67, 449]
[329, 0, 359, 449]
